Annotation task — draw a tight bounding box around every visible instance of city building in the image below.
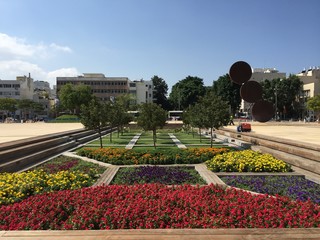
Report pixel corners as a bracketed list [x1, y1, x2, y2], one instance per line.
[57, 73, 154, 104]
[56, 73, 129, 102]
[0, 74, 54, 121]
[129, 79, 154, 104]
[296, 67, 320, 119]
[240, 68, 286, 113]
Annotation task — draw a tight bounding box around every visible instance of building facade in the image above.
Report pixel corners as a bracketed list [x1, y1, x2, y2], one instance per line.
[57, 73, 129, 101]
[129, 79, 154, 104]
[296, 67, 320, 119]
[57, 73, 154, 104]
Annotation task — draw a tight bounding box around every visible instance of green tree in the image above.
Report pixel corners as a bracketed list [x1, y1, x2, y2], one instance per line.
[169, 76, 205, 110]
[59, 84, 93, 115]
[80, 98, 108, 148]
[198, 93, 230, 147]
[188, 103, 206, 142]
[137, 103, 167, 148]
[152, 75, 170, 110]
[261, 76, 303, 119]
[0, 98, 17, 119]
[307, 94, 320, 122]
[212, 74, 241, 115]
[17, 99, 34, 120]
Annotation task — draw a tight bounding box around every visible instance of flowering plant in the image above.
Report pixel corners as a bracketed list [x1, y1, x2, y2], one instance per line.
[206, 150, 291, 172]
[0, 184, 318, 230]
[77, 147, 229, 165]
[111, 166, 206, 185]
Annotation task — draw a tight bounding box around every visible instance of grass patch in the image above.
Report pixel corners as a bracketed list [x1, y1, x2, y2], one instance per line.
[111, 166, 206, 185]
[88, 132, 139, 145]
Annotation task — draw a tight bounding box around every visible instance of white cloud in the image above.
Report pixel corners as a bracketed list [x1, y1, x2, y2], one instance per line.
[0, 33, 72, 60]
[0, 33, 79, 88]
[49, 43, 72, 53]
[46, 68, 80, 86]
[0, 60, 80, 88]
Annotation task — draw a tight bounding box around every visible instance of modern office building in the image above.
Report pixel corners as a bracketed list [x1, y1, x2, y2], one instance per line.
[56, 73, 129, 101]
[57, 73, 154, 104]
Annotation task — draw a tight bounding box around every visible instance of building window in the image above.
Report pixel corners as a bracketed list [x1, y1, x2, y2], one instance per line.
[130, 83, 136, 87]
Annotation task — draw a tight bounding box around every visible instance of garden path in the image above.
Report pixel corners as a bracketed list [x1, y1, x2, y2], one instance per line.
[125, 133, 142, 149]
[168, 133, 187, 148]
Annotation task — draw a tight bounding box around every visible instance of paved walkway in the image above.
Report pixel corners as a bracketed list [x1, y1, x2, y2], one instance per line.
[168, 133, 187, 148]
[125, 133, 141, 149]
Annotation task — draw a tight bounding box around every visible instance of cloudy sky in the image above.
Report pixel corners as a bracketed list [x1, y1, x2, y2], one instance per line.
[0, 0, 319, 90]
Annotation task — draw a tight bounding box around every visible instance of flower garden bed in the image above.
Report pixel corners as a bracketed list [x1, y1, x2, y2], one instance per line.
[0, 156, 105, 205]
[77, 147, 230, 165]
[220, 175, 320, 204]
[0, 184, 319, 230]
[1, 145, 319, 230]
[111, 166, 206, 185]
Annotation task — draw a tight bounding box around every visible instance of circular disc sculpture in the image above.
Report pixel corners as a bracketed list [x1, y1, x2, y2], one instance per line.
[229, 61, 252, 85]
[251, 100, 274, 123]
[229, 61, 273, 123]
[240, 80, 263, 103]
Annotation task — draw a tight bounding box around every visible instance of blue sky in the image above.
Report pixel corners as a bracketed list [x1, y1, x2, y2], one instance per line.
[0, 0, 319, 91]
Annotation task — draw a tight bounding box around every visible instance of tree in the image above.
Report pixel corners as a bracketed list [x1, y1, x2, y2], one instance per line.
[59, 84, 93, 115]
[307, 94, 320, 122]
[0, 98, 17, 119]
[17, 99, 34, 120]
[261, 76, 303, 119]
[137, 103, 167, 149]
[212, 74, 241, 115]
[169, 76, 205, 110]
[151, 75, 170, 110]
[80, 98, 108, 148]
[198, 93, 230, 147]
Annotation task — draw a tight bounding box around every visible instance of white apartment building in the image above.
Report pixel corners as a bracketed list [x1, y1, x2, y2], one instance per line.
[129, 79, 154, 104]
[296, 67, 320, 119]
[0, 74, 53, 120]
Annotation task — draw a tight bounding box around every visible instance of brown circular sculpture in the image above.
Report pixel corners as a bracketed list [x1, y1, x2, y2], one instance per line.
[229, 61, 252, 85]
[252, 100, 274, 123]
[240, 80, 263, 103]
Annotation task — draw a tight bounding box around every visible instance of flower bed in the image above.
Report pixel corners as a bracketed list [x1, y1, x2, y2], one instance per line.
[0, 157, 105, 205]
[0, 184, 319, 230]
[77, 147, 229, 165]
[220, 175, 320, 204]
[111, 166, 206, 185]
[206, 150, 291, 172]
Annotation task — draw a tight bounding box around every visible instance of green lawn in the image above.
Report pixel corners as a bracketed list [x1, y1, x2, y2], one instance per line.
[135, 132, 176, 145]
[88, 132, 138, 145]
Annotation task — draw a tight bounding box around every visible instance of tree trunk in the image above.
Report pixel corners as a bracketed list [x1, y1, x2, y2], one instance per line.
[98, 126, 103, 148]
[199, 128, 202, 143]
[153, 129, 157, 149]
[210, 127, 213, 148]
[109, 128, 113, 143]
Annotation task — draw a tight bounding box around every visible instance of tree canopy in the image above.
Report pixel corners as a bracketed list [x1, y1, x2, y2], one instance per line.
[80, 98, 108, 148]
[260, 75, 303, 119]
[307, 94, 320, 121]
[137, 103, 167, 148]
[169, 76, 205, 110]
[151, 75, 170, 110]
[59, 84, 93, 115]
[211, 74, 241, 114]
